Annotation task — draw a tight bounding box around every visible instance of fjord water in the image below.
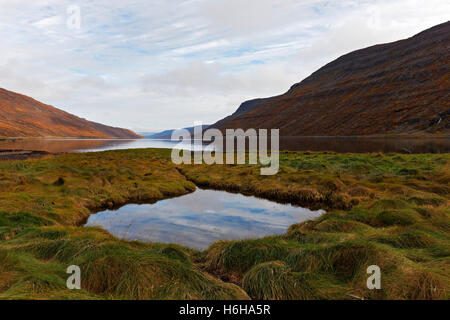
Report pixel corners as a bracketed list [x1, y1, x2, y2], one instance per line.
[85, 188, 324, 250]
[0, 138, 208, 153]
[1, 137, 449, 153]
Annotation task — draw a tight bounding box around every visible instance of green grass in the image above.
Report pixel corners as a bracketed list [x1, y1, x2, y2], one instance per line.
[182, 151, 450, 300]
[0, 149, 449, 300]
[242, 261, 321, 300]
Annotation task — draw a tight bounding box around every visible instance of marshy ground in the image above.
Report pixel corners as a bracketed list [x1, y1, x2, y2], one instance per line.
[0, 149, 448, 299]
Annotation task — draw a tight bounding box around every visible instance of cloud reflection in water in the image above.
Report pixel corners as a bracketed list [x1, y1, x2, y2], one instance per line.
[85, 188, 324, 250]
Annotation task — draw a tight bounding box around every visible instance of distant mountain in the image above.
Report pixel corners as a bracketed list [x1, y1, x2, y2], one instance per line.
[141, 124, 211, 139]
[142, 129, 177, 139]
[212, 21, 450, 136]
[0, 88, 141, 138]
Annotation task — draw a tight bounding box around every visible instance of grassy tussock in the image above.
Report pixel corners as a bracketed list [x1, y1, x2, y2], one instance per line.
[286, 242, 383, 280]
[242, 261, 319, 300]
[374, 230, 437, 248]
[313, 219, 369, 233]
[205, 240, 291, 279]
[80, 249, 246, 299]
[1, 227, 249, 300]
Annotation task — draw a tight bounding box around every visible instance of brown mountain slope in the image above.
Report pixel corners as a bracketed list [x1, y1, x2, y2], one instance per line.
[213, 21, 450, 136]
[0, 88, 141, 138]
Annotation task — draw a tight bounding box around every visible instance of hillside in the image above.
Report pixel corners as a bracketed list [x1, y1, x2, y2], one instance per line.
[0, 88, 141, 138]
[213, 21, 450, 136]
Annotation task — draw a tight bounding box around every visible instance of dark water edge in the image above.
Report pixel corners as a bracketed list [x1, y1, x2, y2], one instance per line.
[85, 188, 324, 250]
[278, 136, 450, 153]
[0, 136, 449, 154]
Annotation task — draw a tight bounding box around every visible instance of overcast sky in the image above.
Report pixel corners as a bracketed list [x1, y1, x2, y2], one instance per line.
[0, 0, 448, 132]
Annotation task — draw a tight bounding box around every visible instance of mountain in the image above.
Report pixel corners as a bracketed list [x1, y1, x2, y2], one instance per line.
[141, 124, 211, 139]
[213, 21, 450, 136]
[141, 129, 177, 139]
[0, 88, 141, 138]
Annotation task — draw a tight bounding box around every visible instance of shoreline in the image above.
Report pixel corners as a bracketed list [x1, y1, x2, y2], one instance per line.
[0, 150, 51, 161]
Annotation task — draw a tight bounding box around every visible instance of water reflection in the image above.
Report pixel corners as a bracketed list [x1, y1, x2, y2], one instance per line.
[0, 138, 209, 153]
[279, 136, 450, 154]
[85, 188, 324, 250]
[0, 137, 448, 154]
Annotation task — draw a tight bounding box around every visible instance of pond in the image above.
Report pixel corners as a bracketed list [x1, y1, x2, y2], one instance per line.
[85, 188, 324, 250]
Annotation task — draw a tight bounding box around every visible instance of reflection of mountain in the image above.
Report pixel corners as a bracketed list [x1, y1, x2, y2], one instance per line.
[0, 88, 141, 138]
[0, 139, 129, 153]
[278, 137, 450, 153]
[212, 22, 450, 136]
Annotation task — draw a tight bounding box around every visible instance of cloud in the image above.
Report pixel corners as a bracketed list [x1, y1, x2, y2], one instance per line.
[0, 0, 448, 131]
[33, 16, 63, 28]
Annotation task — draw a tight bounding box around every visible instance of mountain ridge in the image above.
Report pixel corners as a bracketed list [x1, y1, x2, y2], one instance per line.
[212, 21, 450, 136]
[0, 88, 141, 138]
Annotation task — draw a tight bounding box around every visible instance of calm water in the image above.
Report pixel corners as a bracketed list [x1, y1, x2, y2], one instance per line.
[85, 188, 324, 250]
[0, 137, 449, 153]
[0, 138, 208, 153]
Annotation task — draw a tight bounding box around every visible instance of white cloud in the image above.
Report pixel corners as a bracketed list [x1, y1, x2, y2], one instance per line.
[0, 0, 448, 131]
[33, 16, 63, 28]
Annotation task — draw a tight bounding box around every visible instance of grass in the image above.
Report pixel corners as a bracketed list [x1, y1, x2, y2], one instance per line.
[181, 151, 450, 300]
[242, 261, 320, 300]
[0, 149, 449, 300]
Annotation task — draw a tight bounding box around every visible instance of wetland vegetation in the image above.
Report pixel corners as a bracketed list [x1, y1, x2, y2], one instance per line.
[0, 149, 448, 299]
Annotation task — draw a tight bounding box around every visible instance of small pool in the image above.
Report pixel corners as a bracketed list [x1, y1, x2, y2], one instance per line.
[85, 188, 324, 250]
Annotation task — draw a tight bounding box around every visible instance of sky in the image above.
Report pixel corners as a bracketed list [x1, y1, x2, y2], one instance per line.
[0, 0, 449, 132]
